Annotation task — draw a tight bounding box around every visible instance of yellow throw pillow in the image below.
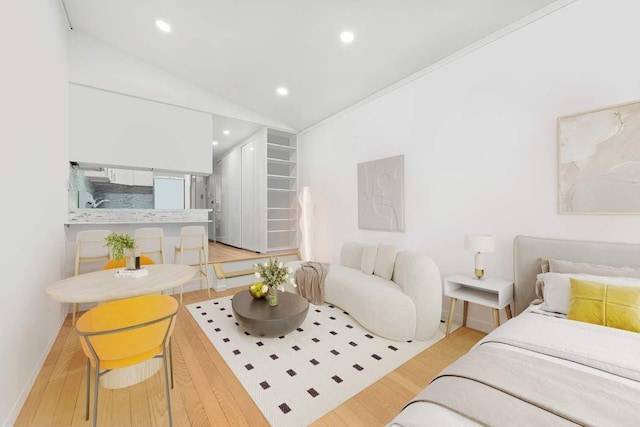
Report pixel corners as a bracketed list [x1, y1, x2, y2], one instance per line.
[567, 278, 640, 333]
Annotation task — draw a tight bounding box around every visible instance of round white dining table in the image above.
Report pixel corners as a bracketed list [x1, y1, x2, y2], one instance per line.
[46, 264, 196, 304]
[46, 264, 197, 388]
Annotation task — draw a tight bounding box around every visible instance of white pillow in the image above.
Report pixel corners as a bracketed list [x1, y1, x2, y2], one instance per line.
[374, 244, 397, 280]
[537, 272, 640, 315]
[340, 242, 364, 269]
[360, 244, 378, 275]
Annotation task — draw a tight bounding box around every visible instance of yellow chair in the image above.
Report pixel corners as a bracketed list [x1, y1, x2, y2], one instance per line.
[76, 295, 178, 427]
[173, 226, 210, 303]
[102, 255, 156, 270]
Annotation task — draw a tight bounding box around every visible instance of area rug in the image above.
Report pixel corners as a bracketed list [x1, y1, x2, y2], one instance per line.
[187, 296, 450, 426]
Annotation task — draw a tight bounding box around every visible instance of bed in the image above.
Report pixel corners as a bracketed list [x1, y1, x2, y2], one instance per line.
[389, 235, 640, 426]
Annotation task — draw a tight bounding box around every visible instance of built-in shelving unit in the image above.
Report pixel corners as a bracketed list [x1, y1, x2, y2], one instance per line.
[266, 129, 297, 251]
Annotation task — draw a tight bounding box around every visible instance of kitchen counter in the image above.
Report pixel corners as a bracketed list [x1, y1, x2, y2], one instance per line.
[66, 209, 211, 224]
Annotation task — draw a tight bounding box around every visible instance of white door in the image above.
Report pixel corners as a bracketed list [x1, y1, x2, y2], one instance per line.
[221, 148, 242, 247]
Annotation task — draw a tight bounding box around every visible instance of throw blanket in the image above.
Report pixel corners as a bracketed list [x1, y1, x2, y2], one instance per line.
[400, 313, 640, 426]
[295, 262, 330, 305]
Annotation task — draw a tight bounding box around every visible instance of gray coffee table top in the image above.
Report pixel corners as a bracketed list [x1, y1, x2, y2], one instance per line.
[231, 290, 309, 337]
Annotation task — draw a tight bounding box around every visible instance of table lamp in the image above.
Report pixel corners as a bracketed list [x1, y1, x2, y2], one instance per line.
[464, 233, 495, 279]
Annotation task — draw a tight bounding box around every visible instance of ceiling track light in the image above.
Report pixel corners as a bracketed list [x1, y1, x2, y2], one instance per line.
[277, 87, 289, 96]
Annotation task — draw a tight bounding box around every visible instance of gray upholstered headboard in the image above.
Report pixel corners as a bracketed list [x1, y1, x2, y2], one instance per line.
[513, 235, 640, 315]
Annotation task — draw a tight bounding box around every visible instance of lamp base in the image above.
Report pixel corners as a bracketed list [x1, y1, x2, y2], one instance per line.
[474, 268, 485, 280]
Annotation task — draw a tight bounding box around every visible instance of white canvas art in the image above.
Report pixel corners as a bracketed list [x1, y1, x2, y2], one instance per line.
[358, 155, 404, 231]
[559, 100, 640, 214]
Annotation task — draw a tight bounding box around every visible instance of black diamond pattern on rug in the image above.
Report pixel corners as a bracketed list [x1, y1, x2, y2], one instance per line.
[186, 294, 445, 427]
[279, 403, 291, 414]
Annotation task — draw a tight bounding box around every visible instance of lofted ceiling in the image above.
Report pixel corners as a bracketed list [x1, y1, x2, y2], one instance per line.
[63, 0, 559, 131]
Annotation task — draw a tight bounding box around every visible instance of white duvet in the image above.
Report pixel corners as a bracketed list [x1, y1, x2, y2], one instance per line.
[389, 312, 640, 426]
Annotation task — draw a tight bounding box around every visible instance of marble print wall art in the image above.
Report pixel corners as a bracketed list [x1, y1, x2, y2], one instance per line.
[358, 155, 405, 231]
[559, 100, 640, 213]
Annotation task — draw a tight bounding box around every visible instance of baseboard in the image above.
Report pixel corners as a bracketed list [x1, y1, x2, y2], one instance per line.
[2, 307, 66, 427]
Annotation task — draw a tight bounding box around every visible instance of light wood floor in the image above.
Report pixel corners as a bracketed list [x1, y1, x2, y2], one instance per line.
[16, 288, 485, 426]
[207, 242, 300, 264]
[207, 242, 259, 263]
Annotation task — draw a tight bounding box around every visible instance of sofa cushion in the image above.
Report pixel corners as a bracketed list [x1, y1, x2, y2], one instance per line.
[360, 244, 378, 274]
[374, 244, 397, 280]
[340, 242, 364, 269]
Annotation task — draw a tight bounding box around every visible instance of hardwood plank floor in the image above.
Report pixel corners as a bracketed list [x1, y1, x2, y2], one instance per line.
[16, 288, 485, 426]
[207, 242, 300, 264]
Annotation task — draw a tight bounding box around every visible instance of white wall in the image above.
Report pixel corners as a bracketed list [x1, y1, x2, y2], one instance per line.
[69, 84, 213, 174]
[68, 32, 296, 132]
[0, 1, 68, 425]
[298, 0, 640, 332]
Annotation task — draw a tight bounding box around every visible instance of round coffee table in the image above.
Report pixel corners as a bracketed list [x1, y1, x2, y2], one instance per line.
[231, 290, 309, 337]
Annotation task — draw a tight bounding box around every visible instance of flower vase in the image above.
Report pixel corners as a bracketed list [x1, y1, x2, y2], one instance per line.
[125, 249, 136, 271]
[268, 286, 278, 307]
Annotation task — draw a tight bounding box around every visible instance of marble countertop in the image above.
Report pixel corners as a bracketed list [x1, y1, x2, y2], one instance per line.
[66, 208, 212, 225]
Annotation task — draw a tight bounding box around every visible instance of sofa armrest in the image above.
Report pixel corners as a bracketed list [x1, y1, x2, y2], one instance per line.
[393, 251, 443, 340]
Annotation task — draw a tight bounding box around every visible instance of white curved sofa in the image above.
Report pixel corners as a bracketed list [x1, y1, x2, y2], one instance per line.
[287, 242, 442, 342]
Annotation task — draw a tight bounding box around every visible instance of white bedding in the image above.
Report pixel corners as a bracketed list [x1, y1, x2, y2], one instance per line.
[389, 311, 640, 426]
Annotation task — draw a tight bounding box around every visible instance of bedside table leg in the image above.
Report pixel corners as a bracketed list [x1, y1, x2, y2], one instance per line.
[493, 309, 500, 328]
[505, 304, 512, 319]
[463, 301, 468, 327]
[446, 298, 457, 336]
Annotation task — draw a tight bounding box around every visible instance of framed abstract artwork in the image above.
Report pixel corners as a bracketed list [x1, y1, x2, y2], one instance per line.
[558, 100, 640, 214]
[357, 155, 405, 231]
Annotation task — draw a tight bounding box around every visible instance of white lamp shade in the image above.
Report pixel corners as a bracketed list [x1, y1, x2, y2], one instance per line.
[464, 233, 495, 253]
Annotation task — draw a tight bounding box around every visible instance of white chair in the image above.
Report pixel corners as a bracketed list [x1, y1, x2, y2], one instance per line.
[174, 226, 210, 303]
[134, 227, 166, 264]
[73, 229, 112, 325]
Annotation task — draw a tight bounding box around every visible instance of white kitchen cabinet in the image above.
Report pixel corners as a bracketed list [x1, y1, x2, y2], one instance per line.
[133, 170, 154, 186]
[108, 168, 134, 185]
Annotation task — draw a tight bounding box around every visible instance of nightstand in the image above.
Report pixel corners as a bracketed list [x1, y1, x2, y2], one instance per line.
[444, 274, 514, 336]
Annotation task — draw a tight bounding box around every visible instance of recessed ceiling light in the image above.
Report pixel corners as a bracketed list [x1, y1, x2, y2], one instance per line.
[223, 130, 230, 135]
[156, 20, 171, 33]
[212, 141, 218, 146]
[340, 31, 355, 44]
[276, 87, 289, 96]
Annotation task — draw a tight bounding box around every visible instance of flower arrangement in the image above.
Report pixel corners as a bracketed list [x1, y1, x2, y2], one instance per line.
[253, 257, 294, 306]
[104, 232, 137, 261]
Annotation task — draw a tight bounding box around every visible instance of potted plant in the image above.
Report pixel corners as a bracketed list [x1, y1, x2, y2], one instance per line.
[105, 232, 137, 270]
[253, 258, 294, 306]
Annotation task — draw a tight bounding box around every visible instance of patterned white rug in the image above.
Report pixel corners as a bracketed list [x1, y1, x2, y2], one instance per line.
[187, 295, 449, 426]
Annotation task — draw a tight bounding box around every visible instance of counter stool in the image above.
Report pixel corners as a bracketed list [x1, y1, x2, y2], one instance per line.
[73, 229, 112, 325]
[174, 226, 210, 303]
[134, 227, 166, 264]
